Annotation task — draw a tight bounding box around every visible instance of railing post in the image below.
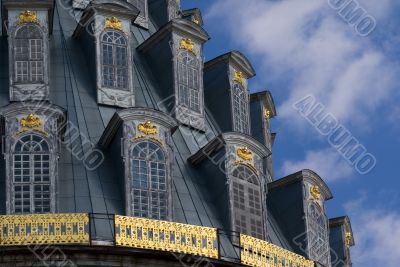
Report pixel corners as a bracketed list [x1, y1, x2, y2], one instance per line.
[216, 228, 221, 260]
[113, 214, 116, 246]
[88, 213, 92, 246]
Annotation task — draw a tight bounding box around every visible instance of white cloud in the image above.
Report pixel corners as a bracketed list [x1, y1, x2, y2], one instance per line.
[281, 149, 354, 181]
[345, 195, 400, 267]
[205, 0, 398, 126]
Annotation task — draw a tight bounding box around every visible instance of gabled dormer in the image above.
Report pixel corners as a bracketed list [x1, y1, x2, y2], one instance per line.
[138, 19, 209, 130]
[148, 0, 181, 28]
[250, 90, 277, 180]
[329, 216, 354, 267]
[73, 0, 139, 108]
[189, 133, 270, 240]
[182, 8, 203, 26]
[2, 0, 54, 101]
[204, 51, 256, 135]
[267, 170, 333, 266]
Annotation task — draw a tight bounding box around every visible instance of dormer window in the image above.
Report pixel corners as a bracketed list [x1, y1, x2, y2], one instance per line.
[15, 25, 44, 84]
[101, 30, 128, 90]
[5, 7, 53, 101]
[0, 102, 66, 215]
[177, 50, 200, 112]
[232, 82, 250, 134]
[231, 165, 264, 239]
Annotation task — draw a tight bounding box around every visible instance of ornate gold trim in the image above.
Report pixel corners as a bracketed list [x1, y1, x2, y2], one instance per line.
[241, 234, 314, 267]
[20, 113, 42, 128]
[233, 71, 246, 86]
[237, 146, 253, 161]
[115, 215, 218, 259]
[131, 135, 163, 146]
[0, 214, 90, 246]
[310, 185, 321, 200]
[105, 17, 123, 31]
[138, 121, 158, 135]
[179, 38, 195, 54]
[17, 10, 38, 25]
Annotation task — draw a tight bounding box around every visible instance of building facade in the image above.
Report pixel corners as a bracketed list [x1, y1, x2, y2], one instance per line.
[0, 1, 354, 266]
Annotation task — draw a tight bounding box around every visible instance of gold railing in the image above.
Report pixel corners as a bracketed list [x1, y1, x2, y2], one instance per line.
[240, 234, 315, 267]
[115, 215, 219, 259]
[0, 213, 90, 246]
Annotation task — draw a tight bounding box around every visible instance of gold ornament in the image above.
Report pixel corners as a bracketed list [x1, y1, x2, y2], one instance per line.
[237, 147, 253, 161]
[18, 10, 38, 25]
[20, 114, 42, 128]
[105, 17, 123, 31]
[233, 71, 246, 86]
[345, 232, 352, 247]
[0, 213, 89, 246]
[179, 38, 195, 54]
[240, 234, 315, 267]
[115, 215, 218, 259]
[310, 185, 321, 200]
[264, 109, 271, 120]
[138, 121, 158, 135]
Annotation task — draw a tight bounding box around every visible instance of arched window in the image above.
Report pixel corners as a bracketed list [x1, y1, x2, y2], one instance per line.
[15, 25, 44, 83]
[232, 83, 249, 134]
[231, 165, 263, 239]
[130, 141, 167, 220]
[307, 203, 330, 265]
[177, 51, 200, 112]
[12, 134, 51, 214]
[101, 31, 128, 90]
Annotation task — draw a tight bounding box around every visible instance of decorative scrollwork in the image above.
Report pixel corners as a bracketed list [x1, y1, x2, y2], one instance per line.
[310, 185, 321, 200]
[18, 10, 38, 25]
[105, 17, 123, 31]
[179, 38, 196, 54]
[237, 146, 253, 161]
[20, 113, 42, 128]
[138, 121, 158, 135]
[115, 215, 219, 259]
[240, 234, 314, 267]
[233, 71, 246, 87]
[0, 214, 90, 246]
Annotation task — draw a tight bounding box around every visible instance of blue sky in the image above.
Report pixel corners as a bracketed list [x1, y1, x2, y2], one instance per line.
[181, 0, 400, 266]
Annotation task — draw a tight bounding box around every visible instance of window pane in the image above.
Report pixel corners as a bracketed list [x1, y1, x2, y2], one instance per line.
[131, 141, 167, 220]
[101, 31, 128, 90]
[177, 51, 200, 112]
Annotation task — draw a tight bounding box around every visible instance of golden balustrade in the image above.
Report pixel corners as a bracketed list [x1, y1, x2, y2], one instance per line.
[115, 215, 219, 259]
[240, 234, 315, 267]
[0, 213, 90, 246]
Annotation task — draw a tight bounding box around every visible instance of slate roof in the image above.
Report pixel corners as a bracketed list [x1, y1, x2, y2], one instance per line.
[0, 0, 294, 253]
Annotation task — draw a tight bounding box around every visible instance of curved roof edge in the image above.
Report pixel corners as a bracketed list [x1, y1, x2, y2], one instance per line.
[269, 169, 333, 200]
[138, 18, 210, 53]
[329, 215, 355, 246]
[98, 107, 178, 148]
[250, 90, 277, 118]
[0, 101, 66, 119]
[189, 131, 271, 166]
[204, 51, 256, 78]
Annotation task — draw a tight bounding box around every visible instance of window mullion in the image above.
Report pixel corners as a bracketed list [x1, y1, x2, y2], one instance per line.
[29, 154, 34, 213]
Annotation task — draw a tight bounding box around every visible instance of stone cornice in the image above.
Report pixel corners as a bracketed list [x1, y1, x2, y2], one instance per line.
[204, 51, 256, 79]
[250, 90, 277, 118]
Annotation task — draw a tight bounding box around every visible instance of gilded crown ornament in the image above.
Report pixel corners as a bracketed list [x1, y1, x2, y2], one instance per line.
[233, 71, 246, 86]
[179, 38, 195, 54]
[105, 17, 123, 31]
[310, 185, 321, 200]
[138, 121, 158, 135]
[20, 114, 42, 128]
[18, 10, 38, 25]
[236, 146, 253, 161]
